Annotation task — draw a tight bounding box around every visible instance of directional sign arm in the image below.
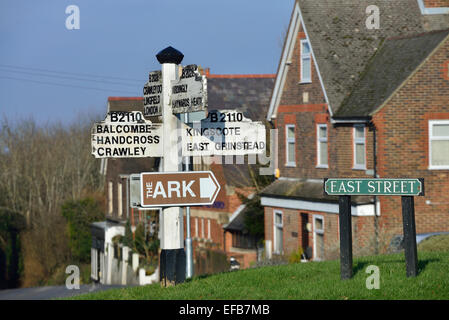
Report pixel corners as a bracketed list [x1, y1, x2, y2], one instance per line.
[140, 171, 220, 207]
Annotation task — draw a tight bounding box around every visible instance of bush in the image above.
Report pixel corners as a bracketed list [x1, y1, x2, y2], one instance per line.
[0, 208, 25, 288]
[288, 248, 304, 264]
[61, 197, 104, 263]
[45, 263, 91, 286]
[418, 234, 449, 252]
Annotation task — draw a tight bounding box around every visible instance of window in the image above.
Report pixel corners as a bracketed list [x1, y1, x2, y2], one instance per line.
[313, 215, 324, 261]
[429, 120, 449, 169]
[286, 125, 296, 166]
[232, 232, 258, 249]
[300, 39, 312, 83]
[300, 213, 309, 251]
[108, 181, 113, 214]
[353, 125, 366, 169]
[273, 211, 283, 254]
[118, 183, 123, 217]
[317, 124, 328, 167]
[201, 218, 205, 238]
[207, 219, 211, 239]
[91, 248, 98, 280]
[195, 217, 198, 238]
[99, 251, 104, 282]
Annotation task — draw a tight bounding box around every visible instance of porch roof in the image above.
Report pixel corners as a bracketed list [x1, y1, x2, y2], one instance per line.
[260, 178, 374, 205]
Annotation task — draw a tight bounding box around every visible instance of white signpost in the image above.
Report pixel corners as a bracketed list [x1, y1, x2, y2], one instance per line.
[91, 111, 163, 158]
[143, 70, 163, 117]
[92, 47, 269, 286]
[181, 110, 266, 156]
[171, 64, 207, 114]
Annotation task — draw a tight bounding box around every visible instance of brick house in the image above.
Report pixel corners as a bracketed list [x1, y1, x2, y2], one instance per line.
[90, 97, 161, 284]
[91, 71, 275, 282]
[261, 0, 449, 261]
[187, 71, 275, 270]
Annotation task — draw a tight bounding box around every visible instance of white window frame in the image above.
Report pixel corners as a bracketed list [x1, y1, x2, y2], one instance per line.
[273, 210, 283, 254]
[429, 120, 449, 170]
[108, 181, 113, 214]
[300, 39, 312, 83]
[207, 219, 211, 239]
[99, 251, 104, 283]
[195, 217, 198, 238]
[285, 124, 296, 167]
[313, 215, 324, 261]
[316, 124, 328, 168]
[118, 182, 123, 217]
[91, 248, 98, 280]
[201, 218, 204, 238]
[353, 124, 366, 170]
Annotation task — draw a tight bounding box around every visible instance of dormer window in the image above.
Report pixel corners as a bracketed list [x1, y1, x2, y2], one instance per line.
[300, 39, 312, 83]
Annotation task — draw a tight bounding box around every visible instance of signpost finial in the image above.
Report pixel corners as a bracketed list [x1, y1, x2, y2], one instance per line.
[156, 46, 184, 65]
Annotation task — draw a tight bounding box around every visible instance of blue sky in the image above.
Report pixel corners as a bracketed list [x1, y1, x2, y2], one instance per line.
[0, 0, 292, 125]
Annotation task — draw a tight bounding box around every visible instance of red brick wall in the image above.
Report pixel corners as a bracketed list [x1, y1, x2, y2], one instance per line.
[270, 23, 384, 258]
[277, 112, 377, 180]
[279, 27, 326, 106]
[264, 206, 273, 248]
[225, 231, 232, 251]
[185, 215, 227, 263]
[423, 0, 449, 7]
[276, 23, 376, 180]
[276, 24, 327, 178]
[264, 206, 385, 259]
[269, 23, 449, 260]
[105, 158, 155, 222]
[372, 38, 449, 237]
[186, 216, 222, 244]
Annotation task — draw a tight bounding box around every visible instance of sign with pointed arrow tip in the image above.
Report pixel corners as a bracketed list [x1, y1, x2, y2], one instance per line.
[180, 109, 266, 156]
[140, 171, 220, 207]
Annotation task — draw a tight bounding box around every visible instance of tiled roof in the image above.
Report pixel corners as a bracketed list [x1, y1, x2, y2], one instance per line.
[108, 73, 275, 122]
[108, 97, 143, 113]
[208, 76, 275, 121]
[334, 29, 449, 118]
[224, 207, 246, 232]
[298, 0, 449, 114]
[260, 179, 374, 205]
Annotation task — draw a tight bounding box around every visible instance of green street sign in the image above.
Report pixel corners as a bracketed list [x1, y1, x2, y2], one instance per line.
[324, 178, 424, 196]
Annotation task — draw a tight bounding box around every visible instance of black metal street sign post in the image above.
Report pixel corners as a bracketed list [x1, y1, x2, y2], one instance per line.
[402, 196, 418, 277]
[339, 195, 353, 280]
[324, 178, 424, 279]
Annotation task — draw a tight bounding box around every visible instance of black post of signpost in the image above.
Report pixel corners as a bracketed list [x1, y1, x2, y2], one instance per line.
[339, 195, 353, 280]
[402, 196, 418, 277]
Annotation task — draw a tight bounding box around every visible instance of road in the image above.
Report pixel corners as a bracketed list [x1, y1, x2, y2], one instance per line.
[0, 283, 127, 300]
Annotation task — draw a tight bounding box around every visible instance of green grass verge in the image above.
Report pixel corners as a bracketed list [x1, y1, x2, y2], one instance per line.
[70, 250, 449, 300]
[418, 234, 449, 252]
